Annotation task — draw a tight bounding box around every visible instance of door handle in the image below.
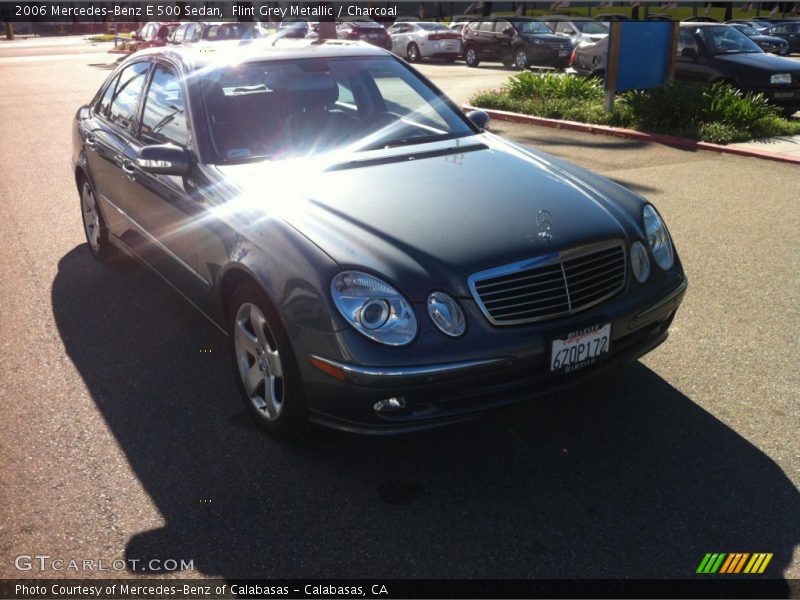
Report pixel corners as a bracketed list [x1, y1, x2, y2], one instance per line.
[121, 160, 137, 181]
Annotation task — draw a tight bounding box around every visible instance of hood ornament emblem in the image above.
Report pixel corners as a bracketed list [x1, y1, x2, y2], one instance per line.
[536, 210, 553, 241]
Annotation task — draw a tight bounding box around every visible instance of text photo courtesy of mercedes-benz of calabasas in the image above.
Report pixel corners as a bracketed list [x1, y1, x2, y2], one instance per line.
[73, 40, 686, 439]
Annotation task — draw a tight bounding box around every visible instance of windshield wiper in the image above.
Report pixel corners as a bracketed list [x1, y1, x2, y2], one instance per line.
[369, 133, 460, 150]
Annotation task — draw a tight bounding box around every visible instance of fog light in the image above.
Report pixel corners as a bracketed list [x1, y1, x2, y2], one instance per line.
[631, 241, 650, 283]
[373, 397, 407, 413]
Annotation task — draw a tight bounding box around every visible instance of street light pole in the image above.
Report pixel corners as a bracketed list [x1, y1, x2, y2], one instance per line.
[5, 21, 13, 40]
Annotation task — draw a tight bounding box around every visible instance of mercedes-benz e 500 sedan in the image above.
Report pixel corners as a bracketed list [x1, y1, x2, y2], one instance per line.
[72, 41, 687, 438]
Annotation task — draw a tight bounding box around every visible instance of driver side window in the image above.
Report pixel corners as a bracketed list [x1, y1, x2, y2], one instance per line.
[140, 64, 189, 148]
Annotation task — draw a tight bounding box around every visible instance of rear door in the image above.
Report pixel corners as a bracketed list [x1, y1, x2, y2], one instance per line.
[87, 60, 152, 235]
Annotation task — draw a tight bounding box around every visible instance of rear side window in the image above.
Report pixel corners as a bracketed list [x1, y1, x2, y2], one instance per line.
[108, 61, 150, 132]
[96, 74, 119, 117]
[140, 64, 189, 147]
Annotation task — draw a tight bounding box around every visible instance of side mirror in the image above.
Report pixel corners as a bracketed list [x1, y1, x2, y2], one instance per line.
[467, 110, 490, 131]
[136, 144, 189, 176]
[681, 47, 698, 60]
[564, 28, 575, 35]
[503, 27, 514, 36]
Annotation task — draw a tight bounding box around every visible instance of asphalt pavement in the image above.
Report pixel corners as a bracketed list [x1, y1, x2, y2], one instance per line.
[0, 38, 798, 583]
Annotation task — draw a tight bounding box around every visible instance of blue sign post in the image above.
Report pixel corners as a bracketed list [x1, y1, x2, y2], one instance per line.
[605, 21, 680, 112]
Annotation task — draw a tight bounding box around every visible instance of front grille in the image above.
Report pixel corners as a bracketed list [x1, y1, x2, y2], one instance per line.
[469, 241, 626, 325]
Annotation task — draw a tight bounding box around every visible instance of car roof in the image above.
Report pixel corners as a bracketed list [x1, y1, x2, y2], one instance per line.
[128, 40, 389, 71]
[537, 15, 593, 21]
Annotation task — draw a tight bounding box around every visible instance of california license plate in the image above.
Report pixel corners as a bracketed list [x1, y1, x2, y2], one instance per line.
[559, 49, 569, 56]
[550, 323, 611, 373]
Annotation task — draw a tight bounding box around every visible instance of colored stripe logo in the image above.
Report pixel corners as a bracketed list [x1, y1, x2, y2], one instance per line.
[696, 553, 773, 574]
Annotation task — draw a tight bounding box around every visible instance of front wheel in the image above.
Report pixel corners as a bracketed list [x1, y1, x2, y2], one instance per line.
[229, 283, 308, 441]
[464, 45, 480, 67]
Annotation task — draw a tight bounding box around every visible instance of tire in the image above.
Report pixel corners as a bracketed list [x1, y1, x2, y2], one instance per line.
[513, 47, 529, 70]
[407, 42, 421, 63]
[78, 174, 114, 261]
[464, 45, 480, 67]
[228, 282, 308, 441]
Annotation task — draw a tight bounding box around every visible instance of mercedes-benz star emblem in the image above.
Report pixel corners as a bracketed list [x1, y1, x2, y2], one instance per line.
[536, 210, 553, 240]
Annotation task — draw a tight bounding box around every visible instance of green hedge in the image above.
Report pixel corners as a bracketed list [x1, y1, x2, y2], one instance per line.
[471, 73, 800, 145]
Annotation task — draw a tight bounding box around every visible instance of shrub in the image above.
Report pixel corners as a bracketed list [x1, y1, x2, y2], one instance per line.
[701, 82, 778, 128]
[697, 122, 743, 144]
[471, 78, 799, 144]
[504, 72, 603, 102]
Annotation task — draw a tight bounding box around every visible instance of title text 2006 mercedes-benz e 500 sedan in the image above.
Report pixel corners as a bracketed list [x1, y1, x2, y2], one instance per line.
[72, 40, 687, 438]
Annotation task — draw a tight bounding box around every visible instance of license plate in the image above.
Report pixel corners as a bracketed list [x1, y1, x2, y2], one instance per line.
[559, 49, 569, 56]
[550, 323, 611, 373]
[774, 91, 796, 99]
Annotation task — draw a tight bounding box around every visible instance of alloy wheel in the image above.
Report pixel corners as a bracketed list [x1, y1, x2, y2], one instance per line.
[515, 50, 528, 69]
[234, 302, 284, 421]
[81, 181, 101, 252]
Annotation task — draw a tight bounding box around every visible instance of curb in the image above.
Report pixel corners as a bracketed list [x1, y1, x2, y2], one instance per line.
[463, 105, 800, 166]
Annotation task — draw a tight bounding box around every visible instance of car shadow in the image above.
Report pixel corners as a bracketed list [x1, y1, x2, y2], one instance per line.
[52, 245, 799, 582]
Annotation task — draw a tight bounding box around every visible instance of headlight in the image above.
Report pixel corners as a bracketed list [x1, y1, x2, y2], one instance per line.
[643, 205, 674, 271]
[630, 241, 651, 283]
[427, 291, 466, 337]
[770, 73, 791, 84]
[331, 271, 417, 346]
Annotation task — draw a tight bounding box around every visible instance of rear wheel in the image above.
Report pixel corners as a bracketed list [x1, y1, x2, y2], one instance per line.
[229, 283, 308, 441]
[513, 47, 529, 70]
[464, 45, 480, 67]
[406, 42, 421, 63]
[78, 175, 114, 261]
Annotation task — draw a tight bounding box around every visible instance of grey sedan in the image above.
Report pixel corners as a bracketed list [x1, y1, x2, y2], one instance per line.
[72, 42, 686, 439]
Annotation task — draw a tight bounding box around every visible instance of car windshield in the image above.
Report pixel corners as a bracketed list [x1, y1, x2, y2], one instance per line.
[202, 56, 474, 163]
[695, 25, 762, 54]
[514, 21, 553, 34]
[574, 21, 609, 34]
[732, 24, 758, 36]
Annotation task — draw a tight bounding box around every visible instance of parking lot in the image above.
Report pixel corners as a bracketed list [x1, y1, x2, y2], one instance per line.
[0, 37, 798, 582]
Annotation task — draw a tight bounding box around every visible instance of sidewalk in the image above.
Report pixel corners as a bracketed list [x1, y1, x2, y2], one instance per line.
[729, 135, 800, 159]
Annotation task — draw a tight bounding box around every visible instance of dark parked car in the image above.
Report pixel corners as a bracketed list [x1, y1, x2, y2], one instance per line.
[335, 19, 392, 50]
[594, 14, 632, 22]
[683, 16, 719, 23]
[677, 23, 800, 115]
[729, 23, 789, 55]
[764, 21, 800, 54]
[72, 43, 686, 438]
[462, 17, 574, 69]
[724, 19, 774, 33]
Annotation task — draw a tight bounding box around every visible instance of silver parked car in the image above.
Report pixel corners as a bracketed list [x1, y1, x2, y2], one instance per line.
[387, 21, 461, 62]
[540, 16, 609, 45]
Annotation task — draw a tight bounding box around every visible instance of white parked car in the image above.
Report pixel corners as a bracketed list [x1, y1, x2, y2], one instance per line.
[540, 16, 609, 45]
[387, 21, 461, 62]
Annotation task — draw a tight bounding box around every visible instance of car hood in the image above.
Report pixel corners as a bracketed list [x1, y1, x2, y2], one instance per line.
[215, 135, 640, 300]
[715, 51, 800, 71]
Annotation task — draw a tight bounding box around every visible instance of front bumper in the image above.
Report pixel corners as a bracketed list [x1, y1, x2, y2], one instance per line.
[296, 272, 687, 434]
